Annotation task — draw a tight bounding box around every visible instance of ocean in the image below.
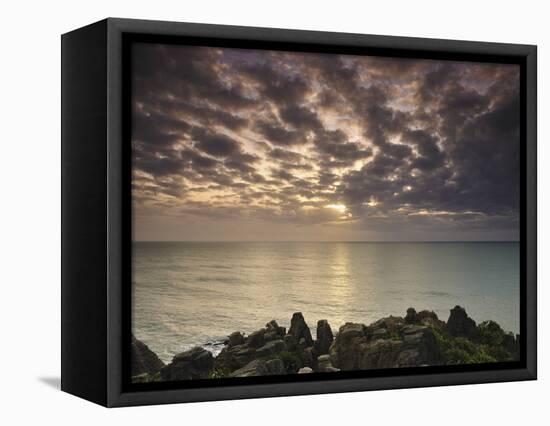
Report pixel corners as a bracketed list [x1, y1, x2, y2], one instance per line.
[132, 241, 520, 363]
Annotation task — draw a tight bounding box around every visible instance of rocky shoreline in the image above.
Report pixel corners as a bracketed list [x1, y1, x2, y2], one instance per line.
[131, 306, 520, 382]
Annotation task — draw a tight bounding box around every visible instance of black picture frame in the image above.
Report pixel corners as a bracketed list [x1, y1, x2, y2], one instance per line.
[61, 17, 537, 407]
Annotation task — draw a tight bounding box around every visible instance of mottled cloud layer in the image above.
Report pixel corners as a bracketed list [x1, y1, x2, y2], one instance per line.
[131, 43, 520, 241]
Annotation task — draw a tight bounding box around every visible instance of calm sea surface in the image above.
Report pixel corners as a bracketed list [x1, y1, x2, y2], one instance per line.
[132, 242, 519, 363]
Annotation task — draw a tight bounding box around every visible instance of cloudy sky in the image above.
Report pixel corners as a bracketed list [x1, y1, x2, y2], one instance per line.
[131, 43, 520, 241]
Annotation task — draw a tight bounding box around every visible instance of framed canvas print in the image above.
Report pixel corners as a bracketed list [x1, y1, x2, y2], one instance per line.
[61, 18, 537, 407]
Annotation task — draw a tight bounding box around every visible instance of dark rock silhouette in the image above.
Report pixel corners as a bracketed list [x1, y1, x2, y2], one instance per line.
[265, 320, 286, 339]
[478, 320, 519, 358]
[405, 307, 418, 324]
[447, 305, 478, 339]
[303, 346, 318, 370]
[315, 319, 334, 355]
[288, 312, 314, 346]
[229, 359, 268, 377]
[265, 358, 286, 375]
[256, 339, 286, 358]
[417, 310, 445, 328]
[406, 308, 445, 328]
[246, 329, 266, 348]
[131, 334, 164, 377]
[329, 322, 367, 370]
[330, 320, 441, 370]
[160, 346, 213, 381]
[283, 333, 298, 350]
[214, 343, 256, 372]
[227, 331, 245, 348]
[131, 307, 520, 383]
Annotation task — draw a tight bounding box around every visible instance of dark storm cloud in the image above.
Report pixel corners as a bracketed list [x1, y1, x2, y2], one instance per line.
[335, 58, 519, 226]
[134, 44, 254, 110]
[403, 129, 445, 171]
[279, 105, 323, 130]
[442, 91, 520, 215]
[313, 129, 373, 164]
[134, 153, 185, 177]
[254, 120, 305, 146]
[318, 140, 373, 162]
[417, 63, 459, 103]
[318, 171, 338, 186]
[160, 100, 249, 131]
[194, 132, 240, 157]
[239, 60, 310, 104]
[180, 148, 219, 171]
[271, 168, 295, 182]
[132, 108, 191, 150]
[131, 42, 520, 240]
[269, 148, 304, 162]
[224, 152, 261, 174]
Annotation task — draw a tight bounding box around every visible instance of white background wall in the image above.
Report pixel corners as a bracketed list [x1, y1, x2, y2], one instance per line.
[0, 0, 546, 423]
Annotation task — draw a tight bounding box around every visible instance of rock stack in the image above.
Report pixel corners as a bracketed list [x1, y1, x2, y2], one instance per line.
[130, 334, 165, 380]
[447, 305, 479, 340]
[131, 306, 520, 383]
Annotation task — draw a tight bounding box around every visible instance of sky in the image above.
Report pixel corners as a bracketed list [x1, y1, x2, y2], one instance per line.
[131, 43, 520, 241]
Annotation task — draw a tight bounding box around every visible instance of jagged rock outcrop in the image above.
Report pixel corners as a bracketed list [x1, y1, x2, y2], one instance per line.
[213, 312, 319, 376]
[214, 343, 256, 372]
[160, 346, 214, 381]
[329, 323, 367, 369]
[229, 359, 268, 377]
[405, 307, 418, 324]
[131, 335, 165, 376]
[303, 346, 318, 370]
[227, 331, 245, 347]
[229, 357, 286, 377]
[502, 333, 519, 356]
[265, 320, 286, 340]
[283, 333, 298, 350]
[215, 320, 289, 373]
[405, 308, 446, 328]
[417, 310, 446, 328]
[265, 358, 286, 375]
[289, 312, 314, 346]
[315, 319, 334, 355]
[329, 320, 440, 370]
[478, 320, 519, 358]
[131, 307, 520, 383]
[398, 325, 440, 366]
[447, 305, 478, 340]
[246, 329, 266, 348]
[317, 354, 339, 372]
[366, 316, 404, 338]
[256, 339, 286, 358]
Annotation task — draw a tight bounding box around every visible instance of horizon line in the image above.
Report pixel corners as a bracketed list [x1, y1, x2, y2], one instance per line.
[133, 240, 520, 243]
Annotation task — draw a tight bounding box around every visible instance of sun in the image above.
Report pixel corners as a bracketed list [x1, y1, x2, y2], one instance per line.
[325, 204, 347, 213]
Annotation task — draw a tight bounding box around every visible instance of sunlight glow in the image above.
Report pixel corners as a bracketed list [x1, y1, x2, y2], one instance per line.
[364, 197, 379, 207]
[325, 204, 347, 213]
[409, 209, 485, 217]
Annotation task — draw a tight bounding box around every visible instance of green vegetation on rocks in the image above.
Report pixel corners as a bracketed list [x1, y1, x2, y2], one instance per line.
[208, 367, 231, 379]
[131, 306, 519, 383]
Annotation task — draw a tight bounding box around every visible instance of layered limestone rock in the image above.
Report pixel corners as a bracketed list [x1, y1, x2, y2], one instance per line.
[131, 307, 520, 382]
[160, 346, 214, 381]
[131, 334, 165, 377]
